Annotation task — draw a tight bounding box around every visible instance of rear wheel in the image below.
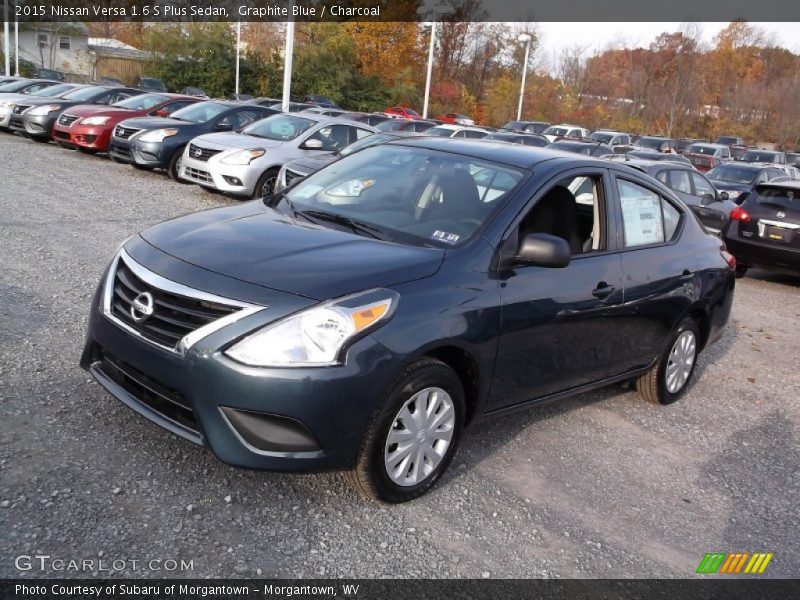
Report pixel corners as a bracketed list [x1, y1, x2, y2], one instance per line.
[346, 358, 464, 503]
[734, 264, 749, 278]
[636, 318, 700, 405]
[253, 168, 280, 199]
[168, 146, 187, 181]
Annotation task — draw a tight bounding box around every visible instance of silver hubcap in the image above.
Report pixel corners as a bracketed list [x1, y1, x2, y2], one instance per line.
[262, 177, 276, 196]
[384, 387, 455, 487]
[665, 330, 696, 393]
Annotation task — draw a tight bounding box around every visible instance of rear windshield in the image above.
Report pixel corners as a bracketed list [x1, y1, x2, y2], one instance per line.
[687, 144, 718, 155]
[544, 126, 569, 136]
[706, 165, 757, 184]
[753, 188, 800, 213]
[425, 127, 455, 137]
[590, 132, 613, 143]
[0, 80, 37, 92]
[744, 150, 780, 162]
[636, 137, 668, 149]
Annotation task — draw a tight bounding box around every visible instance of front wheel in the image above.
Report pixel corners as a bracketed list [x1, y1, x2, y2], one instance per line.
[168, 146, 187, 182]
[734, 263, 749, 278]
[346, 358, 465, 503]
[637, 318, 700, 405]
[253, 168, 280, 199]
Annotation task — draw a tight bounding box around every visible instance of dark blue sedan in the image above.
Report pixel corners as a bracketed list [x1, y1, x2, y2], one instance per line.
[81, 138, 735, 502]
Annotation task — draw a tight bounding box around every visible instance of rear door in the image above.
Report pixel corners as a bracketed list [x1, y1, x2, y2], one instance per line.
[611, 173, 699, 371]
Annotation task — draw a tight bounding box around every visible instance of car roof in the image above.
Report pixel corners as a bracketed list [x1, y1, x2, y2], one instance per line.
[616, 158, 693, 172]
[387, 137, 615, 169]
[755, 180, 800, 191]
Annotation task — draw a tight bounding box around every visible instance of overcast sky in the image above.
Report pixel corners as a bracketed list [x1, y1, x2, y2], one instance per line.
[536, 22, 800, 71]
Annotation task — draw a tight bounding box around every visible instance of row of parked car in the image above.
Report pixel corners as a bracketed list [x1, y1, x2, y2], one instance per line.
[2, 76, 798, 278]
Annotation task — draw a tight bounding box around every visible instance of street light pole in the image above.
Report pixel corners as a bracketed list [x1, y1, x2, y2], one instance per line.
[517, 33, 532, 122]
[282, 19, 294, 112]
[3, 0, 10, 77]
[422, 21, 436, 120]
[235, 21, 241, 98]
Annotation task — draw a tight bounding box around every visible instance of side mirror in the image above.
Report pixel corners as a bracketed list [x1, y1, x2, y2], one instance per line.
[719, 191, 729, 201]
[700, 193, 716, 206]
[302, 138, 324, 150]
[515, 233, 571, 268]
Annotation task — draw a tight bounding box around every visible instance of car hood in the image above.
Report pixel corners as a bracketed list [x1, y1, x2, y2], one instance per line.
[64, 105, 140, 118]
[139, 202, 445, 300]
[708, 180, 751, 193]
[285, 153, 339, 173]
[11, 97, 74, 108]
[116, 116, 191, 130]
[192, 132, 287, 150]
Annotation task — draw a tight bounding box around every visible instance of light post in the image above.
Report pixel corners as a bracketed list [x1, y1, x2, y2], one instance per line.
[235, 21, 241, 98]
[3, 0, 10, 76]
[422, 21, 436, 120]
[282, 19, 294, 112]
[516, 33, 532, 121]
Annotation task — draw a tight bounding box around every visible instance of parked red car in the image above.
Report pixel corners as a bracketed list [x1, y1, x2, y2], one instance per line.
[52, 93, 199, 153]
[384, 105, 421, 120]
[434, 112, 475, 126]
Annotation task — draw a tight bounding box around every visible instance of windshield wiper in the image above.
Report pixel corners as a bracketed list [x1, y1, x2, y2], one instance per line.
[298, 209, 391, 241]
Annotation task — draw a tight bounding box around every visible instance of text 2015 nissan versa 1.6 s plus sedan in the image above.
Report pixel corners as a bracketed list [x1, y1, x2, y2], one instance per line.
[81, 139, 735, 502]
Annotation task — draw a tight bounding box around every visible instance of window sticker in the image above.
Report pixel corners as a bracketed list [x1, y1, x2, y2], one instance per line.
[620, 194, 664, 246]
[432, 230, 461, 244]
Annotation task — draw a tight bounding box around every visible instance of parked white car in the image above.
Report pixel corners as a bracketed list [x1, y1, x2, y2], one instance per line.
[542, 124, 590, 143]
[179, 114, 378, 198]
[423, 124, 490, 139]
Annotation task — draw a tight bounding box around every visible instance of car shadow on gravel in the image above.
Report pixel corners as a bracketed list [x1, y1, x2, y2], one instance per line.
[695, 411, 799, 574]
[743, 268, 800, 288]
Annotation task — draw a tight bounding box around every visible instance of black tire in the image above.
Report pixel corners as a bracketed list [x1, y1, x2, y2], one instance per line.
[734, 264, 749, 278]
[636, 317, 700, 405]
[345, 358, 465, 503]
[168, 146, 187, 182]
[30, 136, 50, 143]
[253, 168, 280, 199]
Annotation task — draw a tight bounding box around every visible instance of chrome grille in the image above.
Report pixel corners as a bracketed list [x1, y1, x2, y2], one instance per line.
[114, 124, 140, 139]
[188, 143, 223, 162]
[284, 168, 306, 186]
[13, 104, 31, 114]
[58, 113, 79, 127]
[109, 255, 238, 350]
[183, 167, 213, 183]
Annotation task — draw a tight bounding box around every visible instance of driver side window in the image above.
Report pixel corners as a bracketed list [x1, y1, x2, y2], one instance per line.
[518, 174, 607, 256]
[306, 124, 355, 151]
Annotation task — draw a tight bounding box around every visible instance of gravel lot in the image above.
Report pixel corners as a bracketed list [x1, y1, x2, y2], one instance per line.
[1, 134, 798, 579]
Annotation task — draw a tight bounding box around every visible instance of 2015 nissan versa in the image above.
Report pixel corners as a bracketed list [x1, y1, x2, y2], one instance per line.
[81, 139, 735, 502]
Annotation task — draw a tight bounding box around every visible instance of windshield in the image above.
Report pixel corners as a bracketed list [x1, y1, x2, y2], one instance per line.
[590, 132, 613, 143]
[31, 84, 74, 97]
[706, 165, 757, 184]
[636, 137, 667, 149]
[0, 80, 38, 92]
[339, 133, 394, 157]
[282, 145, 526, 247]
[62, 86, 105, 101]
[242, 114, 315, 140]
[716, 137, 738, 145]
[754, 187, 800, 213]
[112, 94, 168, 110]
[424, 127, 454, 137]
[171, 101, 229, 123]
[687, 144, 718, 155]
[744, 150, 779, 162]
[544, 126, 568, 136]
[503, 121, 525, 129]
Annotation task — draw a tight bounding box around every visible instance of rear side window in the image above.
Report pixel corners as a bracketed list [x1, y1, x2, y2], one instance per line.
[668, 170, 692, 194]
[617, 179, 681, 247]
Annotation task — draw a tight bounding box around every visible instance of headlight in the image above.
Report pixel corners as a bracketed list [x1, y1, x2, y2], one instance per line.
[137, 128, 179, 143]
[80, 116, 110, 126]
[220, 148, 266, 165]
[0, 100, 14, 108]
[326, 178, 376, 198]
[27, 104, 61, 116]
[225, 289, 398, 367]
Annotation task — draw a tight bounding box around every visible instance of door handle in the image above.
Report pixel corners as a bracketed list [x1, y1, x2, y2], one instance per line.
[592, 283, 615, 299]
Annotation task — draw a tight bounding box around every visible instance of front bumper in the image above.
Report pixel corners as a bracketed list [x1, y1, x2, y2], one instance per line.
[108, 137, 170, 167]
[53, 123, 112, 151]
[0, 107, 13, 129]
[80, 271, 397, 472]
[19, 113, 57, 138]
[180, 152, 260, 196]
